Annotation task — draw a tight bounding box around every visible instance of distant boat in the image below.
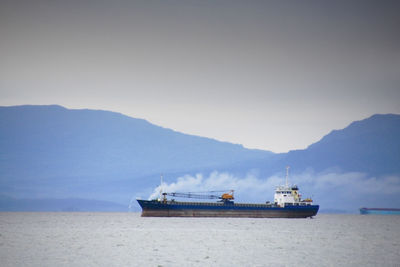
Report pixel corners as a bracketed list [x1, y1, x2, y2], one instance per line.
[359, 207, 400, 215]
[137, 167, 319, 218]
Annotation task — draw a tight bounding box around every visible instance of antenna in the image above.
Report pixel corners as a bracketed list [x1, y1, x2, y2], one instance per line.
[285, 166, 290, 187]
[159, 174, 163, 200]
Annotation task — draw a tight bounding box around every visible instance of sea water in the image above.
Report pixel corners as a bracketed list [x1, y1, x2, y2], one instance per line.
[0, 212, 399, 267]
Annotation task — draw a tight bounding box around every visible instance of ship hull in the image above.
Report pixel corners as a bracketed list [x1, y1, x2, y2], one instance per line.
[137, 200, 319, 218]
[360, 208, 400, 215]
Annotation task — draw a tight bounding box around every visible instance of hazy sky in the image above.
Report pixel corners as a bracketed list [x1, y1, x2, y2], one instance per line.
[1, 0, 399, 152]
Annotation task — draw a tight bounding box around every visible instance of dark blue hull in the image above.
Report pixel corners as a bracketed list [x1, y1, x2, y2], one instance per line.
[137, 200, 319, 218]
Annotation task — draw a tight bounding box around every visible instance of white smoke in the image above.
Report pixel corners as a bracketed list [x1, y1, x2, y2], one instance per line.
[291, 171, 400, 211]
[149, 171, 282, 202]
[148, 170, 400, 212]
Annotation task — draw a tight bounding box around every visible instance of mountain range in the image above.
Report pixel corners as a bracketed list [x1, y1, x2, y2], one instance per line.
[0, 105, 399, 212]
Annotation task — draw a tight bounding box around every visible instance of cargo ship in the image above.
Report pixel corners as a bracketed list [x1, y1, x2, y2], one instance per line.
[137, 167, 319, 218]
[359, 207, 400, 215]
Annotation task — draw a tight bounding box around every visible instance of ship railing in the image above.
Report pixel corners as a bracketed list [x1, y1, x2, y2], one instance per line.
[167, 201, 277, 208]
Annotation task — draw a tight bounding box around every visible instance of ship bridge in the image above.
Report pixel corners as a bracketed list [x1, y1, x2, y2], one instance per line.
[273, 166, 313, 207]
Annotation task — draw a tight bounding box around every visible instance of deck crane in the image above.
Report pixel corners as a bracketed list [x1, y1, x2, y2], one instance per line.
[161, 190, 234, 202]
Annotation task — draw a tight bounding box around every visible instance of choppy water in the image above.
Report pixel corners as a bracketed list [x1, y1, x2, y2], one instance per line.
[0, 212, 399, 267]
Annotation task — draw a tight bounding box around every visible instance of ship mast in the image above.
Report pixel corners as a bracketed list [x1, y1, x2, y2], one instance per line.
[159, 174, 164, 201]
[285, 166, 290, 187]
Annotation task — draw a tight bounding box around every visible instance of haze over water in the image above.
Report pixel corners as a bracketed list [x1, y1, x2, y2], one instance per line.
[1, 212, 399, 266]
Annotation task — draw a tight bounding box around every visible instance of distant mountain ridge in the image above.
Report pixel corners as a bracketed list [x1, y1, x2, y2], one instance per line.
[0, 105, 399, 211]
[0, 105, 273, 208]
[0, 105, 272, 172]
[282, 114, 400, 176]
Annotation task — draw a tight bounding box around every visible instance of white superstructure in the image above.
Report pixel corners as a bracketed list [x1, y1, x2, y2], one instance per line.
[273, 166, 313, 207]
